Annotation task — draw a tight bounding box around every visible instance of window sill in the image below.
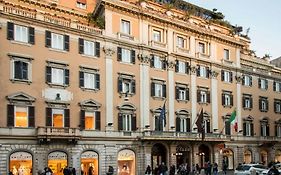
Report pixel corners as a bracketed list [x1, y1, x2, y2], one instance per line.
[117, 32, 134, 41]
[11, 40, 32, 47]
[259, 110, 268, 113]
[150, 40, 167, 49]
[196, 52, 210, 59]
[198, 102, 209, 105]
[275, 111, 281, 114]
[223, 105, 233, 108]
[153, 67, 165, 71]
[243, 85, 252, 88]
[198, 76, 209, 80]
[259, 88, 268, 91]
[176, 72, 188, 75]
[10, 79, 32, 85]
[81, 54, 99, 59]
[243, 107, 252, 111]
[221, 59, 233, 65]
[119, 92, 135, 97]
[176, 99, 189, 103]
[119, 61, 134, 65]
[81, 87, 99, 92]
[48, 48, 67, 53]
[152, 96, 166, 100]
[222, 81, 232, 84]
[47, 83, 69, 88]
[176, 47, 190, 54]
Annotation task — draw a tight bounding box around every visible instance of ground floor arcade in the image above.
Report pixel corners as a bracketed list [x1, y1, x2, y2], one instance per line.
[1, 140, 281, 175]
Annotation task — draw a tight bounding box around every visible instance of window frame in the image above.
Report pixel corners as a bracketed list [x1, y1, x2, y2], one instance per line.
[9, 55, 32, 83]
[46, 61, 69, 87]
[223, 49, 230, 60]
[175, 83, 189, 101]
[118, 74, 136, 95]
[121, 19, 131, 35]
[151, 80, 166, 99]
[79, 67, 100, 91]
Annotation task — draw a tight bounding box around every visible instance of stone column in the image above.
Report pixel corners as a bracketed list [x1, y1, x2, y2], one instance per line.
[236, 73, 242, 134]
[139, 54, 151, 131]
[167, 60, 175, 130]
[211, 70, 219, 133]
[190, 65, 197, 131]
[103, 47, 115, 131]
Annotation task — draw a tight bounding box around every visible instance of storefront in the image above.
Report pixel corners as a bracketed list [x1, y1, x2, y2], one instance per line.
[275, 150, 281, 162]
[117, 149, 135, 175]
[9, 151, 33, 175]
[48, 151, 68, 175]
[81, 151, 99, 175]
[244, 150, 252, 164]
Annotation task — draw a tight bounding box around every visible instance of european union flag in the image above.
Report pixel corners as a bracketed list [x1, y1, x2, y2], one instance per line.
[160, 100, 166, 127]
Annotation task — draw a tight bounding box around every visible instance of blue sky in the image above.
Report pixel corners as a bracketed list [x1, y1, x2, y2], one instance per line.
[185, 0, 281, 59]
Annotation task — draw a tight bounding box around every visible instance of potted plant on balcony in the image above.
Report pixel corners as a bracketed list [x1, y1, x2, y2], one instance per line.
[164, 3, 173, 16]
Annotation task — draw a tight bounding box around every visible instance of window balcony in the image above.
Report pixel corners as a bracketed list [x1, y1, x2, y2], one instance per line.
[37, 126, 81, 141]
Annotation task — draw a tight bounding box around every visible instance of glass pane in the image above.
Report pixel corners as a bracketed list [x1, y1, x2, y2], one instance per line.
[15, 107, 28, 127]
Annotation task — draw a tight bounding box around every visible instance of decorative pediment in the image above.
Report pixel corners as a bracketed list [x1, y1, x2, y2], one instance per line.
[243, 115, 254, 121]
[117, 102, 136, 112]
[79, 99, 101, 109]
[6, 92, 36, 103]
[175, 109, 190, 115]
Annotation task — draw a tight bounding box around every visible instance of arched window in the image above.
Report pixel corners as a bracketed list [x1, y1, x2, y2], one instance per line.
[117, 103, 137, 132]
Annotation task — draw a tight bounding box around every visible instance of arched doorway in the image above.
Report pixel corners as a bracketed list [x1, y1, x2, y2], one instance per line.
[9, 151, 32, 175]
[198, 144, 210, 168]
[275, 150, 281, 162]
[81, 151, 99, 175]
[152, 143, 167, 171]
[223, 149, 234, 170]
[260, 150, 268, 165]
[176, 145, 191, 169]
[244, 150, 252, 164]
[48, 151, 68, 175]
[117, 149, 135, 175]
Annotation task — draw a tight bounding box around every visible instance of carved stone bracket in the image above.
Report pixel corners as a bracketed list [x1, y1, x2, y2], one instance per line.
[138, 54, 150, 65]
[236, 75, 243, 84]
[210, 70, 219, 79]
[167, 60, 175, 70]
[190, 66, 197, 74]
[103, 47, 115, 57]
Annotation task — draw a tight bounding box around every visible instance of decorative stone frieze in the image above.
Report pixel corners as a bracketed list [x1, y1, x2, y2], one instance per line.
[210, 70, 219, 79]
[167, 60, 175, 70]
[190, 66, 197, 74]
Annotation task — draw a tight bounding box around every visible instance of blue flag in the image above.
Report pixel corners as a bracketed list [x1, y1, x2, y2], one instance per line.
[160, 100, 166, 127]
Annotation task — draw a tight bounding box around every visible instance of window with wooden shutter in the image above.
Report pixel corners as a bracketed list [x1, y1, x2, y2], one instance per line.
[64, 109, 70, 127]
[7, 22, 14, 40]
[45, 30, 51, 47]
[79, 38, 84, 54]
[28, 27, 35, 44]
[64, 35, 69, 51]
[80, 110, 85, 130]
[7, 104, 14, 127]
[95, 111, 101, 130]
[28, 106, 35, 127]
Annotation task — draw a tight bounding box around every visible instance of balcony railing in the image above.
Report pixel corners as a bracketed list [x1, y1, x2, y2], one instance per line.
[37, 126, 81, 140]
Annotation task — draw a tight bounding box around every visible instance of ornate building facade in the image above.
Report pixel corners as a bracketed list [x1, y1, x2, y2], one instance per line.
[0, 0, 281, 174]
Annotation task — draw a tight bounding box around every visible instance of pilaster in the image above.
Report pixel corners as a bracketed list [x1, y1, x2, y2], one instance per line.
[211, 69, 219, 133]
[190, 65, 197, 131]
[167, 59, 175, 131]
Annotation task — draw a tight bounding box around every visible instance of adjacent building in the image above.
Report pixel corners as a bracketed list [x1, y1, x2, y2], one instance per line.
[1, 0, 281, 174]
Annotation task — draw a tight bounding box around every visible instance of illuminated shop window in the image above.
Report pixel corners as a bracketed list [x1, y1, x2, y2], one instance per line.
[81, 151, 99, 175]
[9, 151, 32, 175]
[15, 106, 28, 127]
[48, 151, 68, 175]
[118, 149, 135, 175]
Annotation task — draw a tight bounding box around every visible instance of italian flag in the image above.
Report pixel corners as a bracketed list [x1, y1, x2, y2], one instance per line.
[229, 109, 238, 132]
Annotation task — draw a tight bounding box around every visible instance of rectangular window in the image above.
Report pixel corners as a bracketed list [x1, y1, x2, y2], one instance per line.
[7, 22, 34, 44]
[118, 113, 136, 131]
[259, 97, 268, 112]
[197, 66, 209, 78]
[79, 38, 100, 57]
[85, 111, 95, 130]
[197, 89, 210, 104]
[152, 55, 164, 69]
[46, 65, 69, 86]
[198, 42, 205, 54]
[52, 109, 64, 127]
[84, 40, 95, 56]
[224, 49, 230, 60]
[13, 60, 29, 80]
[177, 61, 188, 74]
[84, 73, 97, 89]
[151, 81, 166, 98]
[177, 36, 185, 48]
[175, 85, 189, 101]
[259, 78, 268, 90]
[221, 70, 232, 83]
[117, 47, 135, 64]
[245, 122, 252, 136]
[243, 75, 252, 86]
[274, 81, 281, 92]
[200, 91, 207, 103]
[243, 95, 252, 109]
[222, 92, 233, 107]
[79, 70, 100, 90]
[51, 33, 64, 50]
[122, 114, 132, 131]
[277, 125, 281, 137]
[121, 20, 130, 35]
[45, 31, 69, 51]
[76, 2, 86, 9]
[153, 30, 161, 42]
[261, 123, 268, 137]
[274, 100, 281, 113]
[118, 75, 136, 94]
[15, 25, 28, 43]
[15, 106, 28, 127]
